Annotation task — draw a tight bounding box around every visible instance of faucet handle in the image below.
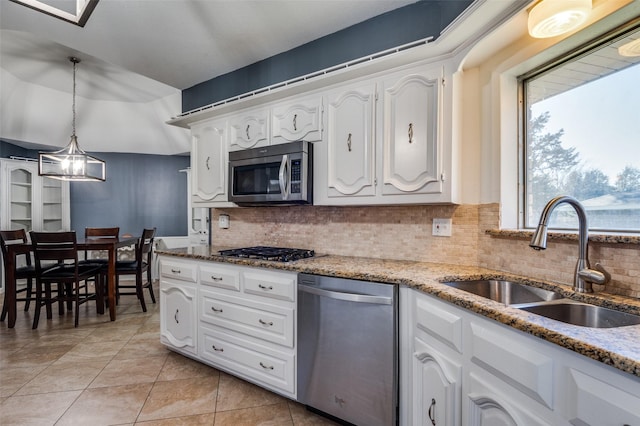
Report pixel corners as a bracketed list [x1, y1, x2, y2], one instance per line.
[578, 263, 611, 285]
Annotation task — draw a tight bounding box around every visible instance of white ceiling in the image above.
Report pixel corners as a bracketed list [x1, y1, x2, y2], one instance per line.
[0, 0, 417, 155]
[1, 0, 416, 100]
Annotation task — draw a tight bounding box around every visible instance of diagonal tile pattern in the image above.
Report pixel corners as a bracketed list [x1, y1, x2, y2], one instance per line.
[0, 282, 339, 425]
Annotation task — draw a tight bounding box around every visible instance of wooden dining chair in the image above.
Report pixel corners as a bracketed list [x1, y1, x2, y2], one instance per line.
[30, 231, 103, 328]
[0, 229, 37, 321]
[82, 227, 120, 264]
[113, 228, 156, 312]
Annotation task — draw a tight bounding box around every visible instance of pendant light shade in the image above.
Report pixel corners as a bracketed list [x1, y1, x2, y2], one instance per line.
[38, 57, 106, 181]
[528, 0, 592, 39]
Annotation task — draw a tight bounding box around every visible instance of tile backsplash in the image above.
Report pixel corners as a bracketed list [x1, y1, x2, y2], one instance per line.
[212, 203, 640, 298]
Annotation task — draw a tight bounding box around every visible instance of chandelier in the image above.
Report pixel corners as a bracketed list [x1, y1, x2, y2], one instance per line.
[38, 57, 106, 182]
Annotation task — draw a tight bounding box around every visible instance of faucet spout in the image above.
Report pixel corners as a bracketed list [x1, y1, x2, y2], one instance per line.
[529, 195, 608, 293]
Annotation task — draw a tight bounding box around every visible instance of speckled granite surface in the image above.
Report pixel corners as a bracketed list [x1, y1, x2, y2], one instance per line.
[157, 245, 640, 378]
[486, 228, 640, 245]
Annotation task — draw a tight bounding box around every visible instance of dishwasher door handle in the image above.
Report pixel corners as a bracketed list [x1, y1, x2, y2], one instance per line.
[298, 284, 392, 305]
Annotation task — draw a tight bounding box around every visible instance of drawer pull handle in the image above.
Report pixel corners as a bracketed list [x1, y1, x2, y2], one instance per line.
[246, 124, 250, 140]
[260, 362, 274, 370]
[211, 307, 223, 313]
[259, 319, 273, 326]
[347, 133, 352, 152]
[293, 114, 297, 131]
[408, 123, 414, 144]
[258, 284, 273, 290]
[171, 268, 181, 274]
[174, 309, 179, 324]
[211, 276, 223, 281]
[428, 398, 436, 425]
[212, 345, 224, 352]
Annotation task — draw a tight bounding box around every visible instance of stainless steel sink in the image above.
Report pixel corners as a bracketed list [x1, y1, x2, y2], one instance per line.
[442, 280, 563, 305]
[518, 301, 640, 328]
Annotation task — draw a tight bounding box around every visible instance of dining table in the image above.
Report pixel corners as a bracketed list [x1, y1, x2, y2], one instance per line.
[3, 235, 139, 328]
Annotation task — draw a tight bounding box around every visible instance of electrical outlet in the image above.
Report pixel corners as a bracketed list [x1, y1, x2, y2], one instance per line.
[432, 218, 452, 237]
[218, 214, 230, 229]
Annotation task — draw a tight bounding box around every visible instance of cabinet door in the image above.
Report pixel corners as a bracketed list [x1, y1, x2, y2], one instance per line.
[413, 337, 461, 426]
[272, 94, 323, 143]
[229, 108, 269, 151]
[326, 84, 376, 198]
[191, 120, 228, 203]
[382, 66, 443, 195]
[2, 162, 35, 231]
[160, 280, 197, 355]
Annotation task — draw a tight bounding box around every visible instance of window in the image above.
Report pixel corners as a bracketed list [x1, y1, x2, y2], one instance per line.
[521, 21, 640, 232]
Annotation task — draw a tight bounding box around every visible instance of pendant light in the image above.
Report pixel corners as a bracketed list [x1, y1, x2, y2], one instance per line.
[38, 57, 106, 181]
[528, 0, 592, 39]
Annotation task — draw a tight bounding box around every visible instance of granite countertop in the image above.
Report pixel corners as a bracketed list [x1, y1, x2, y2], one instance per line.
[157, 245, 640, 378]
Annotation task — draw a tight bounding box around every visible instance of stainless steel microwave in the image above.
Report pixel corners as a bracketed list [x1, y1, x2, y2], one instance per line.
[228, 141, 313, 205]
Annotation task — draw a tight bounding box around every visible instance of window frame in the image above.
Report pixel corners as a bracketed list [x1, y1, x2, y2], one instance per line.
[517, 17, 640, 233]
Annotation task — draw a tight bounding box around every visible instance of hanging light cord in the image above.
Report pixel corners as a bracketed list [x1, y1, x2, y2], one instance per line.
[71, 57, 78, 138]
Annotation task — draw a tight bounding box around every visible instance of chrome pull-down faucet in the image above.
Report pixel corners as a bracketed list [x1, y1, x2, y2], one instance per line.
[529, 195, 610, 293]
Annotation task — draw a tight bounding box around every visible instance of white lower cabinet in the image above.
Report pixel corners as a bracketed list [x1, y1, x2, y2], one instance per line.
[401, 287, 640, 426]
[160, 280, 198, 356]
[158, 255, 298, 399]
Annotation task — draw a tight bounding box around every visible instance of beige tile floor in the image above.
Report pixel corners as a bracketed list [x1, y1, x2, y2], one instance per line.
[0, 282, 338, 425]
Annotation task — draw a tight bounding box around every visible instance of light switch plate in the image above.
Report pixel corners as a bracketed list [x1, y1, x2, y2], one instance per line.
[432, 218, 452, 237]
[218, 214, 230, 229]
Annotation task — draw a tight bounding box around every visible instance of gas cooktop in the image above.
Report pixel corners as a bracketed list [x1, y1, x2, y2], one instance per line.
[218, 246, 315, 262]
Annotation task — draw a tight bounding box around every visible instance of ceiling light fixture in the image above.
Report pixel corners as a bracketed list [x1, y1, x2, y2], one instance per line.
[38, 57, 106, 182]
[9, 0, 99, 27]
[528, 0, 592, 39]
[618, 38, 640, 57]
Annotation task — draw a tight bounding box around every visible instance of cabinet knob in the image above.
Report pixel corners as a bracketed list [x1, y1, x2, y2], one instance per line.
[408, 123, 414, 144]
[347, 133, 352, 152]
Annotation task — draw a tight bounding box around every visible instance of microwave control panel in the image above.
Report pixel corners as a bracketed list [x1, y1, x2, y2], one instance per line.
[291, 159, 302, 194]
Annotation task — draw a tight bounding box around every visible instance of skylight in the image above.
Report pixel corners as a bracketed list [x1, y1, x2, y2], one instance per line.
[9, 0, 99, 27]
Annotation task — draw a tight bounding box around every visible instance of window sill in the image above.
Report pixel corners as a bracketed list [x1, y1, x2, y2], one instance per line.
[485, 229, 640, 246]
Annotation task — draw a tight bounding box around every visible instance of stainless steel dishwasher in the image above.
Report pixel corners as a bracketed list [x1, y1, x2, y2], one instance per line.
[297, 273, 398, 426]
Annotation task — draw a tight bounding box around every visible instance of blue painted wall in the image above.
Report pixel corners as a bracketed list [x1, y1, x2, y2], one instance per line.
[183, 0, 473, 112]
[1, 140, 189, 236]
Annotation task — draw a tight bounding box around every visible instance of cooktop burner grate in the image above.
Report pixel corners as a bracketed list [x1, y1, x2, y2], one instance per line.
[218, 246, 315, 262]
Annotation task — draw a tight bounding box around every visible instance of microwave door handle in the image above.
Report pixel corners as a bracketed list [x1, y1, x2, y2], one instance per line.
[278, 154, 289, 200]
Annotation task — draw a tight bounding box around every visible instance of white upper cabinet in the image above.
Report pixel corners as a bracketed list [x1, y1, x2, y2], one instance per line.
[381, 66, 442, 196]
[228, 107, 269, 152]
[325, 83, 377, 199]
[315, 62, 454, 205]
[271, 94, 323, 143]
[190, 119, 233, 206]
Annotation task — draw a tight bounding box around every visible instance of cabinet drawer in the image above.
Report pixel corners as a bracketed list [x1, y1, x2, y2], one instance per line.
[160, 260, 197, 283]
[200, 289, 294, 347]
[243, 270, 296, 302]
[414, 293, 463, 353]
[470, 322, 554, 409]
[200, 263, 241, 291]
[199, 326, 295, 395]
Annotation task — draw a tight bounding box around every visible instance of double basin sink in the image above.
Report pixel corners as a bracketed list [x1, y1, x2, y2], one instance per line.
[442, 279, 640, 328]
